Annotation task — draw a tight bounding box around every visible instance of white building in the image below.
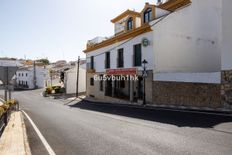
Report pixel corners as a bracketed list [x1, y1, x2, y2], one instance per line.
[148, 0, 231, 108]
[84, 3, 168, 104]
[83, 0, 232, 109]
[0, 59, 23, 67]
[15, 66, 49, 89]
[64, 63, 86, 95]
[221, 0, 232, 107]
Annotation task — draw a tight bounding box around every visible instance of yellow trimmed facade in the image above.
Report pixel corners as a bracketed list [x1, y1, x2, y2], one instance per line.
[84, 24, 152, 53]
[83, 0, 191, 54]
[159, 0, 192, 11]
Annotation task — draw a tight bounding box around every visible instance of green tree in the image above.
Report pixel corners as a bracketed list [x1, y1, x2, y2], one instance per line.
[38, 59, 50, 65]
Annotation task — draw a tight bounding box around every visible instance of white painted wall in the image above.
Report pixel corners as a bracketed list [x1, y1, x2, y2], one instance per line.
[114, 16, 129, 34]
[86, 31, 154, 72]
[151, 0, 221, 73]
[65, 64, 86, 94]
[154, 72, 221, 84]
[0, 60, 23, 66]
[156, 7, 169, 18]
[16, 67, 49, 89]
[136, 17, 141, 28]
[221, 0, 232, 70]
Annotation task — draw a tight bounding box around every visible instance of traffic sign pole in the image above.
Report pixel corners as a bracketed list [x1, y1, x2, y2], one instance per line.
[0, 66, 17, 101]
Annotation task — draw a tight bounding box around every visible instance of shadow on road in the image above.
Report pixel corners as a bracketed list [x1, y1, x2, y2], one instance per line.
[69, 100, 232, 128]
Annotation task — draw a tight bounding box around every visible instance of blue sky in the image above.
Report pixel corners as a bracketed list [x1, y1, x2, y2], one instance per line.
[0, 0, 157, 62]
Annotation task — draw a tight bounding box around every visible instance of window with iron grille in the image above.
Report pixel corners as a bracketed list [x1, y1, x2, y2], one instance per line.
[127, 17, 133, 30]
[133, 44, 142, 66]
[117, 48, 124, 68]
[90, 56, 94, 69]
[144, 8, 152, 23]
[105, 52, 110, 69]
[90, 77, 94, 86]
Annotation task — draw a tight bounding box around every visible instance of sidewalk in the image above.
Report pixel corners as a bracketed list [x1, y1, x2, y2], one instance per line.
[82, 96, 232, 115]
[48, 93, 232, 115]
[0, 111, 31, 155]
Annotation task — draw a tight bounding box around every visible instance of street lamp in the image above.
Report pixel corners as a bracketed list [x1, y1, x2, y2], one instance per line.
[142, 59, 148, 105]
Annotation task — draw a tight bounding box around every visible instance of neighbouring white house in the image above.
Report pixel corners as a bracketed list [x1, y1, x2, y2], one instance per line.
[0, 59, 23, 67]
[64, 61, 86, 95]
[148, 0, 231, 109]
[15, 66, 49, 89]
[221, 0, 232, 107]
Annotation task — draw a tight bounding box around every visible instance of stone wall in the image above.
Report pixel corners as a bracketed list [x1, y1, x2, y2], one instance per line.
[152, 81, 221, 108]
[221, 70, 232, 108]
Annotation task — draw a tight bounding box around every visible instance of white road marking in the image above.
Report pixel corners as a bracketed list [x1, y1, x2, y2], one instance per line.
[21, 110, 56, 155]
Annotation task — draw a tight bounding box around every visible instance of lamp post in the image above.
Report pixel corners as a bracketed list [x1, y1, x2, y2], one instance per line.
[142, 59, 148, 105]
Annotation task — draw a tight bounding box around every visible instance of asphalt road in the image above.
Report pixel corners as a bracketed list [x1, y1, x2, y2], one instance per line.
[6, 90, 232, 155]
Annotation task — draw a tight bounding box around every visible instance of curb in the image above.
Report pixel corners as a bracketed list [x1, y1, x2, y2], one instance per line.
[0, 111, 31, 155]
[82, 98, 232, 116]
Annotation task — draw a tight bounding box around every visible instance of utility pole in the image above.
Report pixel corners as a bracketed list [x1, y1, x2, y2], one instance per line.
[4, 67, 8, 101]
[7, 67, 11, 100]
[76, 56, 80, 98]
[0, 66, 17, 101]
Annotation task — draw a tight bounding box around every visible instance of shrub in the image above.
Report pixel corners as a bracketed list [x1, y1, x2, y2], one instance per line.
[46, 87, 52, 94]
[6, 99, 18, 106]
[0, 104, 9, 111]
[0, 107, 5, 116]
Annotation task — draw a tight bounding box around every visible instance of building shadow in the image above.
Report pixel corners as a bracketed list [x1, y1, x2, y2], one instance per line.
[69, 100, 232, 128]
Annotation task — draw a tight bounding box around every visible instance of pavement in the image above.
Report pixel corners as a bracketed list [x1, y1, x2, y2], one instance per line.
[83, 96, 232, 115]
[0, 111, 31, 155]
[2, 89, 232, 155]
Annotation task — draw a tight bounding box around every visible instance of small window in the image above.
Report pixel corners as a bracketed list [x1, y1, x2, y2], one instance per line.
[90, 56, 94, 69]
[22, 73, 24, 77]
[133, 44, 142, 66]
[127, 17, 133, 30]
[117, 48, 124, 68]
[144, 8, 152, 23]
[90, 77, 94, 86]
[26, 73, 28, 77]
[105, 52, 110, 69]
[18, 73, 20, 77]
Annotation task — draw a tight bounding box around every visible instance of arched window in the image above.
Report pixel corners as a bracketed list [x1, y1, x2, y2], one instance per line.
[144, 8, 152, 23]
[127, 17, 133, 30]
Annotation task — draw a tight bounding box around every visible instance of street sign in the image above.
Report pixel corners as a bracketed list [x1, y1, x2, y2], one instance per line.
[0, 66, 18, 84]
